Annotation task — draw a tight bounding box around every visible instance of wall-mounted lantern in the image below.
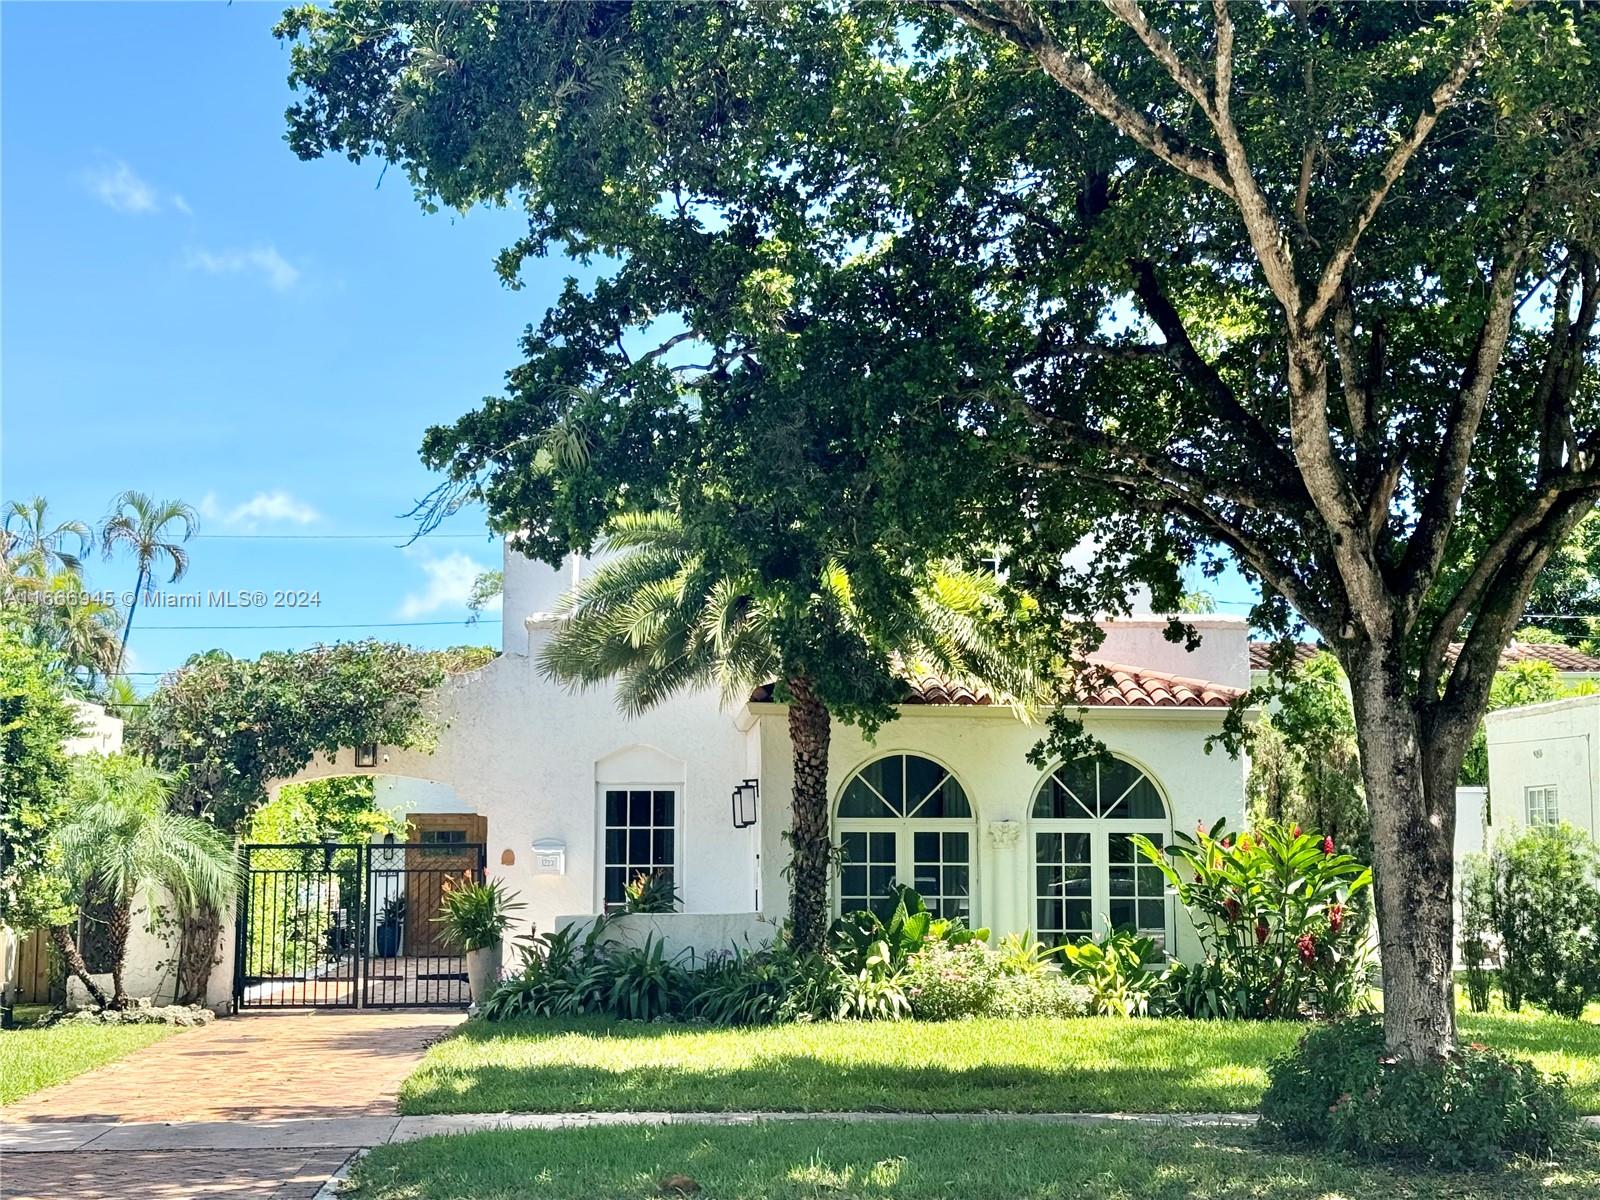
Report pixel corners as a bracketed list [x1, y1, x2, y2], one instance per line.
[355, 743, 378, 768]
[731, 778, 760, 829]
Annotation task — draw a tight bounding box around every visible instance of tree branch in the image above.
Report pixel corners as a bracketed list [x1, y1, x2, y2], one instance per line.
[1399, 206, 1538, 621]
[1304, 19, 1498, 330]
[936, 1, 1236, 195]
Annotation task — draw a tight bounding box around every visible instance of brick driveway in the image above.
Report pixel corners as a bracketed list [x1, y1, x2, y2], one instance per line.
[1, 1148, 353, 1200]
[3, 1011, 462, 1199]
[4, 1010, 461, 1124]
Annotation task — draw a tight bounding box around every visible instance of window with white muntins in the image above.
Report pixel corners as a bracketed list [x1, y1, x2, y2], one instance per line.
[1032, 756, 1173, 951]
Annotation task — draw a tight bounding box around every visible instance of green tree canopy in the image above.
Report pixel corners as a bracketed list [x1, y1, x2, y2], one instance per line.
[132, 641, 491, 831]
[0, 612, 79, 933]
[278, 0, 1600, 1061]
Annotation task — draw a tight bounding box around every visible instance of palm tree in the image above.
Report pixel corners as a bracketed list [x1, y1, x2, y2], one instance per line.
[101, 491, 198, 674]
[53, 754, 238, 1009]
[539, 511, 1038, 953]
[3, 496, 92, 578]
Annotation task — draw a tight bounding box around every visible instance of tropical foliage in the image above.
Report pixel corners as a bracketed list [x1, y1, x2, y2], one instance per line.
[434, 877, 525, 953]
[51, 754, 238, 1009]
[0, 616, 79, 933]
[132, 641, 486, 829]
[1246, 653, 1368, 862]
[100, 490, 198, 674]
[1137, 821, 1372, 1019]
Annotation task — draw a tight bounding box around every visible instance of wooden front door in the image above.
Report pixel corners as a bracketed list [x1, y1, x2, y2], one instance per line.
[404, 812, 487, 957]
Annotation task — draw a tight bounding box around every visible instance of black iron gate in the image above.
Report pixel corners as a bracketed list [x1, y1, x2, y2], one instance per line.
[235, 841, 486, 1010]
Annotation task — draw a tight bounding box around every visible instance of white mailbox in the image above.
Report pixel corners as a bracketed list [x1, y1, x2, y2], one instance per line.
[531, 838, 567, 876]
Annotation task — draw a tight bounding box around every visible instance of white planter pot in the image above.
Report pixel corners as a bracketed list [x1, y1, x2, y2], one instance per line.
[465, 943, 503, 1004]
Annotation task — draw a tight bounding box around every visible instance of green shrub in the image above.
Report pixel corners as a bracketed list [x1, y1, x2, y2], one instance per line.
[1260, 1017, 1576, 1169]
[1136, 820, 1372, 1019]
[1489, 824, 1600, 1018]
[903, 940, 998, 1020]
[1457, 850, 1497, 1013]
[1060, 928, 1162, 1017]
[987, 971, 1091, 1018]
[604, 936, 684, 1020]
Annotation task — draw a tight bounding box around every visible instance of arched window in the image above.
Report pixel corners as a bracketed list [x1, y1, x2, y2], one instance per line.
[1032, 756, 1171, 949]
[835, 753, 974, 921]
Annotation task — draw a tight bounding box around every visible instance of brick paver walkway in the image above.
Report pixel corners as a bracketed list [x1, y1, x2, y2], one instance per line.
[4, 1010, 462, 1124]
[2, 1011, 461, 1199]
[1, 1149, 352, 1200]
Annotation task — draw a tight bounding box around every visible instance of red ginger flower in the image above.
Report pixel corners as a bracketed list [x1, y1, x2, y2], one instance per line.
[1223, 897, 1241, 922]
[1328, 903, 1345, 934]
[1255, 920, 1270, 944]
[1298, 932, 1317, 963]
[1291, 823, 1302, 838]
[1323, 836, 1335, 856]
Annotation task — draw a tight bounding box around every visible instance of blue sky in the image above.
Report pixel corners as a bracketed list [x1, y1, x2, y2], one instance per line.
[2, 2, 1256, 686]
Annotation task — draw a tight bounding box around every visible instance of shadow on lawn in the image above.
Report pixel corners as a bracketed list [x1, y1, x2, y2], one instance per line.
[401, 1017, 1286, 1115]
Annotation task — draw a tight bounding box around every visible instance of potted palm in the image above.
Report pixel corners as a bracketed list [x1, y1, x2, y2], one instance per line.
[434, 876, 525, 1005]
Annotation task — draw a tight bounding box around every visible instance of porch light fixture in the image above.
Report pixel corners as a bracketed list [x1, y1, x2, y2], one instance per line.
[731, 778, 759, 829]
[355, 743, 378, 768]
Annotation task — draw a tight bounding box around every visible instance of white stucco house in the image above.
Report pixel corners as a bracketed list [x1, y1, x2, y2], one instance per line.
[1485, 694, 1600, 842]
[280, 545, 1256, 963]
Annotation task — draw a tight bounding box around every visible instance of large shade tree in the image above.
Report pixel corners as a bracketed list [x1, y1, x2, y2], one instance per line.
[278, 2, 1600, 1060]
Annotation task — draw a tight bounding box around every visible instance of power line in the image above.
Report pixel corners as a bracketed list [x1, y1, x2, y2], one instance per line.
[191, 532, 492, 541]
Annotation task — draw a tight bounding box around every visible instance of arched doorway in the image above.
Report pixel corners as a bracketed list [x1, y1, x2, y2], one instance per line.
[834, 753, 976, 922]
[1031, 755, 1173, 949]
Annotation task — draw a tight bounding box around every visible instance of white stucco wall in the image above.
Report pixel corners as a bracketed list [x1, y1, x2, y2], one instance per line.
[66, 888, 234, 1012]
[751, 704, 1245, 961]
[274, 630, 755, 943]
[1485, 695, 1600, 839]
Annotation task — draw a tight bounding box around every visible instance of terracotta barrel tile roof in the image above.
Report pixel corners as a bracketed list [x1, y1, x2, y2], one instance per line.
[1249, 639, 1600, 674]
[750, 662, 1244, 709]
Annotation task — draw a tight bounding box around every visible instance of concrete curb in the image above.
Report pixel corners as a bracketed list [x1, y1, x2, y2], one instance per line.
[6, 1110, 1597, 1153]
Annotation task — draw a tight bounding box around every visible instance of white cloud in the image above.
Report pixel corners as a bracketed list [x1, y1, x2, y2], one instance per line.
[184, 245, 300, 292]
[84, 159, 187, 215]
[199, 490, 321, 531]
[399, 552, 498, 619]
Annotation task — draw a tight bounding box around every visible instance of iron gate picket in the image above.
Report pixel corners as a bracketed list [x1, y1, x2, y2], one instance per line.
[235, 841, 486, 1010]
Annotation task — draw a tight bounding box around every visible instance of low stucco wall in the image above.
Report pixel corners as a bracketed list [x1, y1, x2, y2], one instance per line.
[65, 890, 235, 1013]
[555, 911, 775, 965]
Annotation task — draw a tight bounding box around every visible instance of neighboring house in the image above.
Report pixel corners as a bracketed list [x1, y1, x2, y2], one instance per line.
[1484, 695, 1600, 842]
[1248, 639, 1600, 693]
[277, 544, 1256, 963]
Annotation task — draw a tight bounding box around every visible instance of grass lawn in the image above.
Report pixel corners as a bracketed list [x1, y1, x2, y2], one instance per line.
[342, 1121, 1600, 1200]
[0, 1020, 180, 1106]
[398, 1010, 1600, 1116]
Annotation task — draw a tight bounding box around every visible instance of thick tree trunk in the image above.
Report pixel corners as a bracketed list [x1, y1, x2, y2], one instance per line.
[1346, 649, 1458, 1061]
[176, 905, 221, 1006]
[786, 675, 833, 956]
[49, 925, 110, 1010]
[106, 900, 131, 1010]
